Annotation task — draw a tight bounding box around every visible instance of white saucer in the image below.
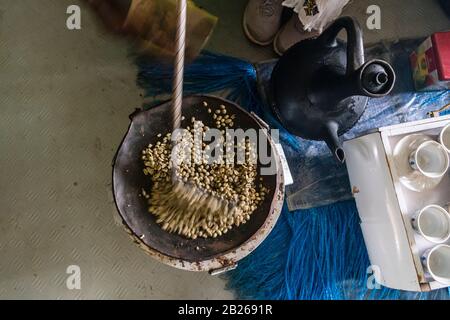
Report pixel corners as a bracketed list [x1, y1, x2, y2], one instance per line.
[393, 134, 444, 192]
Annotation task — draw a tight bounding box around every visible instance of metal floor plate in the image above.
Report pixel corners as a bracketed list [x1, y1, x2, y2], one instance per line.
[0, 0, 232, 299]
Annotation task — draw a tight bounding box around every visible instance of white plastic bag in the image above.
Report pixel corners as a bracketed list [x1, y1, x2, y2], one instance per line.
[282, 0, 350, 32]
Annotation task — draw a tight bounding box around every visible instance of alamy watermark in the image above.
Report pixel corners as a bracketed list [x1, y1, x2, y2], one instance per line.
[366, 265, 382, 290]
[66, 265, 81, 290]
[66, 3, 382, 31]
[366, 5, 381, 30]
[170, 125, 279, 176]
[66, 5, 81, 30]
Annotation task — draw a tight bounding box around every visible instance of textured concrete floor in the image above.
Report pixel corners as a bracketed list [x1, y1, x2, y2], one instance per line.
[0, 0, 448, 299]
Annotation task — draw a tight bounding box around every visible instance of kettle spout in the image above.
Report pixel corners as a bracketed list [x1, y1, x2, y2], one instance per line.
[357, 59, 396, 97]
[324, 121, 345, 163]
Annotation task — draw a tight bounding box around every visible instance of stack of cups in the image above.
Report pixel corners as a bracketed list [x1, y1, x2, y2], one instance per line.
[411, 123, 450, 285]
[440, 124, 450, 154]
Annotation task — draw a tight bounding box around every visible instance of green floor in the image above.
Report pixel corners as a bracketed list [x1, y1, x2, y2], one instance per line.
[0, 0, 448, 299]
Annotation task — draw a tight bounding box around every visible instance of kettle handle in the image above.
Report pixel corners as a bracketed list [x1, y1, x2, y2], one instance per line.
[317, 16, 365, 75]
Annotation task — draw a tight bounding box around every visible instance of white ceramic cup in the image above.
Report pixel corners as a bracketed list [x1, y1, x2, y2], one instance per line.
[422, 244, 450, 285]
[440, 123, 450, 153]
[409, 140, 449, 178]
[412, 205, 450, 243]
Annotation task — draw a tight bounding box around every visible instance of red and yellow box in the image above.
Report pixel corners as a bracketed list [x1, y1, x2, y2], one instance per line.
[411, 31, 450, 91]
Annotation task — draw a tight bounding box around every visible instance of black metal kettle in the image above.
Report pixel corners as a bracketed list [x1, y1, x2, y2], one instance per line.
[271, 17, 395, 162]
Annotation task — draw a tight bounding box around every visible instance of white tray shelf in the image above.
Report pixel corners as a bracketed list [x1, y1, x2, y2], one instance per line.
[344, 115, 450, 292]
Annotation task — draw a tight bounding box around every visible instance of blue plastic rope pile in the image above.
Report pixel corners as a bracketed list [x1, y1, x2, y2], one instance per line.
[136, 39, 450, 300]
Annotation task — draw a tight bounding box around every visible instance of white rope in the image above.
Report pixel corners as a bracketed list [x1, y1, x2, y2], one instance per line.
[172, 0, 187, 130]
